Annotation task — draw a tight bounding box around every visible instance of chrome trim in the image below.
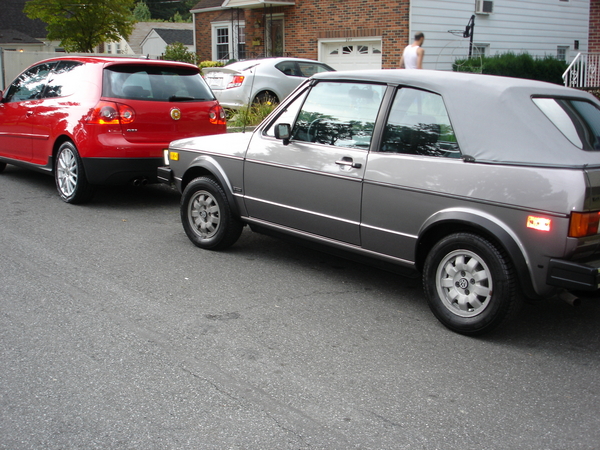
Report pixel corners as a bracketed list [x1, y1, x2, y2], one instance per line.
[364, 179, 568, 218]
[361, 222, 418, 240]
[174, 147, 245, 161]
[244, 217, 416, 267]
[245, 158, 364, 181]
[243, 195, 360, 226]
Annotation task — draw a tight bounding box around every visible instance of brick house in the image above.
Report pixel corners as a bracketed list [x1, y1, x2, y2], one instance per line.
[191, 0, 409, 69]
[192, 0, 590, 71]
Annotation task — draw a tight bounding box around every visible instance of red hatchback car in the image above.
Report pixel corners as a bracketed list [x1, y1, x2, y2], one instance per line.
[0, 56, 226, 203]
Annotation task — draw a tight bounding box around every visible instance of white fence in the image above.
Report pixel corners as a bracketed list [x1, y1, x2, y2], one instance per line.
[563, 52, 600, 89]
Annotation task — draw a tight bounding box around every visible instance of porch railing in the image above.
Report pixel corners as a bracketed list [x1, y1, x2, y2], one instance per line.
[563, 52, 600, 88]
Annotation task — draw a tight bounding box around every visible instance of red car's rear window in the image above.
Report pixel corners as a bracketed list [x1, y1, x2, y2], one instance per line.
[102, 65, 215, 102]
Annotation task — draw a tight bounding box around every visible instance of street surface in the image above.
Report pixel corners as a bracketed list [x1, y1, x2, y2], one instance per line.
[1, 164, 599, 450]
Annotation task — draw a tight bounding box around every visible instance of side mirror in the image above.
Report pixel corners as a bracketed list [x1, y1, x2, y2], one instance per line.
[274, 123, 291, 145]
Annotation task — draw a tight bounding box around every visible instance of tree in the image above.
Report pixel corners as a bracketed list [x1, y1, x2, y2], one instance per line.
[24, 0, 136, 53]
[133, 1, 152, 22]
[163, 42, 197, 65]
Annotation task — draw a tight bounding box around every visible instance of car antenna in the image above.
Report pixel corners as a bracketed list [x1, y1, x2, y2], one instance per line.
[243, 66, 258, 133]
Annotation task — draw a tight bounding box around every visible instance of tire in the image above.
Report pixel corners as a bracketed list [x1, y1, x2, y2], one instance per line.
[54, 141, 94, 204]
[180, 176, 243, 250]
[0, 162, 6, 173]
[423, 232, 520, 335]
[252, 91, 278, 106]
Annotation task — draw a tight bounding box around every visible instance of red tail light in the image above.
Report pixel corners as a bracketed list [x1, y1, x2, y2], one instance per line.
[569, 211, 600, 238]
[226, 75, 245, 89]
[209, 105, 226, 125]
[86, 101, 135, 125]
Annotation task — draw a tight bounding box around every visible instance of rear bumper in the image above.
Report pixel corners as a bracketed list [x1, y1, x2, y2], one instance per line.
[547, 258, 600, 291]
[82, 157, 163, 185]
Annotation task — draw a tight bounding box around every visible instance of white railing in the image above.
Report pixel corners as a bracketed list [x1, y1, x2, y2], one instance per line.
[563, 52, 600, 88]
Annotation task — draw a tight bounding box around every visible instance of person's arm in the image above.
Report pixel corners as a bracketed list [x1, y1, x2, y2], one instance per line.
[416, 47, 425, 69]
[399, 53, 405, 69]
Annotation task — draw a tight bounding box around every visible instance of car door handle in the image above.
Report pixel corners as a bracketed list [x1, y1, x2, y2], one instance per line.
[335, 157, 362, 169]
[26, 111, 34, 117]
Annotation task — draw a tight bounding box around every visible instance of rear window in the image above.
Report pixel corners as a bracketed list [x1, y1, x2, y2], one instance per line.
[102, 65, 214, 102]
[533, 97, 600, 150]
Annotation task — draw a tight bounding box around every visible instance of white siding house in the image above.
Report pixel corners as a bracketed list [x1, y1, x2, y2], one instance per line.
[410, 0, 590, 70]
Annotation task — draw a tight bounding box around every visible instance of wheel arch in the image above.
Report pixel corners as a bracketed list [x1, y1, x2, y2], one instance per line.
[415, 208, 537, 299]
[180, 155, 241, 217]
[253, 89, 279, 104]
[52, 135, 76, 170]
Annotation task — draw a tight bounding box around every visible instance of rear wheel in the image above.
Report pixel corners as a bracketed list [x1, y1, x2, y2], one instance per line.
[55, 141, 94, 204]
[181, 176, 243, 250]
[0, 162, 6, 173]
[252, 91, 278, 106]
[423, 232, 520, 335]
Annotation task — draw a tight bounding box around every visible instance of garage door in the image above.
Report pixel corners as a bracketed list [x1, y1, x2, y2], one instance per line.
[321, 40, 382, 71]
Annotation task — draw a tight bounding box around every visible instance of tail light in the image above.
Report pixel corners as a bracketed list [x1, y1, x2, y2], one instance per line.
[209, 105, 226, 125]
[226, 75, 245, 89]
[86, 101, 135, 125]
[569, 211, 600, 238]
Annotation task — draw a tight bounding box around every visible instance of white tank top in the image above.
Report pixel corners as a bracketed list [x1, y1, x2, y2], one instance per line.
[403, 45, 420, 69]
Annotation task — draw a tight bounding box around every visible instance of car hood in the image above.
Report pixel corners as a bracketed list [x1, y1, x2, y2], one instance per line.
[169, 131, 254, 159]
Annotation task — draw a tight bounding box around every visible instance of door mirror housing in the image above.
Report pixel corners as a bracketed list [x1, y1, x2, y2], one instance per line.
[274, 123, 291, 145]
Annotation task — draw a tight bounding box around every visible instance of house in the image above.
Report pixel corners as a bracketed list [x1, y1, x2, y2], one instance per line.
[191, 0, 590, 71]
[140, 28, 195, 58]
[0, 0, 61, 52]
[102, 22, 194, 57]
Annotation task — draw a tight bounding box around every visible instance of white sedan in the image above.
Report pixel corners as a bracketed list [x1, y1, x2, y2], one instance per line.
[202, 57, 334, 110]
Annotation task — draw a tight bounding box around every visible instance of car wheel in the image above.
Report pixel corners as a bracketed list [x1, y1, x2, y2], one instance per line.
[55, 141, 94, 204]
[252, 91, 278, 106]
[181, 177, 243, 250]
[423, 232, 520, 335]
[0, 162, 6, 173]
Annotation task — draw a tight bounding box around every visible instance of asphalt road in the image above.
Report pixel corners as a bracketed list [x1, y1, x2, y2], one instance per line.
[1, 164, 599, 450]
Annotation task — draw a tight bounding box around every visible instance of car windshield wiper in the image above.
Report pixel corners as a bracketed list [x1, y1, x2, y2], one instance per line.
[169, 95, 199, 102]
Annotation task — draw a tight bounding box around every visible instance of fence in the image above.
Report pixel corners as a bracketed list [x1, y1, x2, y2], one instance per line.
[563, 52, 600, 89]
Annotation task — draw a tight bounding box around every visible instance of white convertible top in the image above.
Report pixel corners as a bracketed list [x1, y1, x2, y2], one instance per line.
[312, 69, 600, 168]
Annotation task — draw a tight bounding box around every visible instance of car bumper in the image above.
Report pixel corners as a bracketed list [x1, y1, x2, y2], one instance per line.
[157, 166, 173, 185]
[83, 157, 163, 185]
[547, 257, 600, 291]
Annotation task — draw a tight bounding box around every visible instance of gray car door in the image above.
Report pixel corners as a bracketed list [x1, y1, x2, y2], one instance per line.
[244, 81, 386, 245]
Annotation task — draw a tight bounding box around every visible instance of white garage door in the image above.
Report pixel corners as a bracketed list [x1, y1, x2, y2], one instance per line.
[321, 40, 382, 71]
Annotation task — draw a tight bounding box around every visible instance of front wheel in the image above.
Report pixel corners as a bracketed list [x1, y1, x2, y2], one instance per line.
[55, 141, 94, 204]
[180, 177, 243, 250]
[423, 233, 520, 335]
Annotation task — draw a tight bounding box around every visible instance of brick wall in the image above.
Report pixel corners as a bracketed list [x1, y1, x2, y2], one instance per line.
[590, 0, 600, 53]
[194, 0, 410, 68]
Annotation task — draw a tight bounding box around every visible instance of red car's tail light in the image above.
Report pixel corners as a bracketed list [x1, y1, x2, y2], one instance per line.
[226, 75, 245, 89]
[569, 211, 600, 237]
[86, 101, 135, 125]
[209, 105, 226, 125]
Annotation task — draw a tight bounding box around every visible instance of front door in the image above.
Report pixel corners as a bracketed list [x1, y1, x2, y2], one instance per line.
[243, 80, 386, 245]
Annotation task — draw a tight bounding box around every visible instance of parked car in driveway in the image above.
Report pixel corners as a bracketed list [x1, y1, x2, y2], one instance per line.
[159, 69, 600, 335]
[202, 57, 334, 110]
[0, 56, 226, 203]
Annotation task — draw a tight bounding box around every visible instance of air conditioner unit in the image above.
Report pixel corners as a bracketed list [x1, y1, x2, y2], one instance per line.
[476, 0, 494, 14]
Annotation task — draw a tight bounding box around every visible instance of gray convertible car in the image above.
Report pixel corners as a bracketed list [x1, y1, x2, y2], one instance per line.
[158, 69, 600, 335]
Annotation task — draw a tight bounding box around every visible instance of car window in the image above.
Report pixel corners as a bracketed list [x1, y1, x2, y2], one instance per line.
[291, 81, 385, 149]
[103, 65, 214, 102]
[275, 61, 300, 77]
[3, 62, 56, 102]
[533, 97, 600, 150]
[263, 88, 310, 137]
[44, 61, 85, 98]
[380, 88, 460, 158]
[296, 62, 334, 77]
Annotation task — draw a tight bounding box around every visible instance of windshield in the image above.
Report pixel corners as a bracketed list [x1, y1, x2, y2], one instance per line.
[103, 65, 214, 102]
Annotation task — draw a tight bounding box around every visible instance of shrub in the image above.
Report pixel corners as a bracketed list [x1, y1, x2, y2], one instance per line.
[453, 52, 568, 84]
[199, 60, 225, 69]
[229, 101, 276, 128]
[163, 42, 197, 65]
